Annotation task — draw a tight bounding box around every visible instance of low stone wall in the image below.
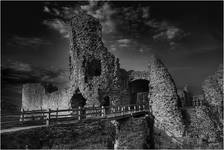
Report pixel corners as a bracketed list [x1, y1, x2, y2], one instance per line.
[22, 83, 72, 111]
[22, 84, 45, 110]
[113, 115, 155, 149]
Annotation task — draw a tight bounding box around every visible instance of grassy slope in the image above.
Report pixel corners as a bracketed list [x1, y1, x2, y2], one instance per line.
[1, 119, 115, 149]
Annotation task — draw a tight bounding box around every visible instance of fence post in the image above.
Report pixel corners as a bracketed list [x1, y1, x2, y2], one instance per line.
[121, 107, 124, 114]
[78, 106, 81, 120]
[46, 108, 51, 126]
[139, 105, 141, 111]
[128, 106, 131, 113]
[56, 108, 58, 121]
[93, 105, 95, 117]
[22, 109, 24, 123]
[101, 106, 105, 117]
[134, 105, 136, 112]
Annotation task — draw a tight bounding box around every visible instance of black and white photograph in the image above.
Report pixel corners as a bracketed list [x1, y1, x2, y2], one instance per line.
[1, 0, 223, 149]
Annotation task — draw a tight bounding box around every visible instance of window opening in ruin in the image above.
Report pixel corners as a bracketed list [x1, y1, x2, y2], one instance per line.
[101, 96, 110, 107]
[85, 59, 101, 81]
[42, 83, 58, 93]
[128, 79, 149, 104]
[70, 88, 86, 109]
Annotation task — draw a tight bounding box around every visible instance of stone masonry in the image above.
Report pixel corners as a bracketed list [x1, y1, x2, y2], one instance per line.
[148, 55, 185, 138]
[68, 12, 120, 107]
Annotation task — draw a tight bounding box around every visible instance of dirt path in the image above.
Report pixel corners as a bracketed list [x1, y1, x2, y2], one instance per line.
[1, 125, 47, 134]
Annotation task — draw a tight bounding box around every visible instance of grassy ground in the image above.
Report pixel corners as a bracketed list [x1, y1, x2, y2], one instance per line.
[1, 119, 115, 149]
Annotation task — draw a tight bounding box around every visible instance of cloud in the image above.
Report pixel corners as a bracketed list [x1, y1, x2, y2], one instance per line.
[108, 44, 117, 52]
[153, 26, 187, 41]
[81, 2, 116, 34]
[2, 61, 69, 87]
[6, 61, 32, 72]
[8, 36, 51, 48]
[42, 2, 187, 50]
[43, 19, 69, 38]
[43, 6, 50, 13]
[117, 39, 131, 47]
[142, 7, 150, 19]
[139, 48, 144, 53]
[146, 20, 189, 49]
[42, 3, 81, 38]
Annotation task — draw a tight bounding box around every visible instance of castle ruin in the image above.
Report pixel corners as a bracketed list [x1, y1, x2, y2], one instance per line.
[22, 12, 186, 138]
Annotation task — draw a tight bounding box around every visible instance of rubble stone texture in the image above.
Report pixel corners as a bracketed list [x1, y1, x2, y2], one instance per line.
[128, 71, 150, 82]
[148, 55, 185, 138]
[200, 64, 223, 140]
[202, 64, 223, 107]
[22, 83, 71, 110]
[22, 84, 45, 110]
[22, 12, 121, 110]
[114, 115, 155, 149]
[69, 12, 120, 107]
[188, 106, 219, 142]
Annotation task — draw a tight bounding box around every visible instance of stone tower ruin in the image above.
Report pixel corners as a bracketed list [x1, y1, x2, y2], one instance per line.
[68, 12, 120, 107]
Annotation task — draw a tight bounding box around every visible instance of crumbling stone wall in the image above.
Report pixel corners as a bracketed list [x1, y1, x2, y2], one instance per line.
[112, 115, 155, 149]
[148, 55, 185, 138]
[22, 84, 45, 110]
[69, 12, 120, 107]
[22, 83, 71, 110]
[128, 71, 150, 82]
[22, 12, 121, 110]
[202, 64, 223, 108]
[187, 106, 220, 142]
[199, 64, 223, 141]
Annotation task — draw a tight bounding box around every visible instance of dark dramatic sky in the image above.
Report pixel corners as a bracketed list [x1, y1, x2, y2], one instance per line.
[1, 1, 223, 98]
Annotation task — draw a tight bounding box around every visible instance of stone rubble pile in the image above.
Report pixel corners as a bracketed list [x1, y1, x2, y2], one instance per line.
[148, 55, 185, 138]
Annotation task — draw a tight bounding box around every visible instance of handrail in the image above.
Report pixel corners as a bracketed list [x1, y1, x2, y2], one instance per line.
[1, 103, 149, 129]
[1, 103, 184, 146]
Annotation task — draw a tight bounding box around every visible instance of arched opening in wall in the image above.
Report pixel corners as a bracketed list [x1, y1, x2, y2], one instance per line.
[84, 58, 101, 82]
[70, 88, 86, 109]
[101, 96, 110, 114]
[42, 83, 58, 93]
[129, 79, 149, 104]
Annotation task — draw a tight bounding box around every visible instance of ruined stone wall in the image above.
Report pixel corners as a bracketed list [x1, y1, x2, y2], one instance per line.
[202, 64, 223, 107]
[200, 64, 223, 140]
[69, 12, 120, 107]
[148, 55, 185, 138]
[128, 71, 150, 82]
[22, 83, 72, 110]
[42, 89, 71, 110]
[113, 115, 155, 149]
[22, 12, 121, 110]
[187, 106, 220, 142]
[22, 84, 45, 110]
